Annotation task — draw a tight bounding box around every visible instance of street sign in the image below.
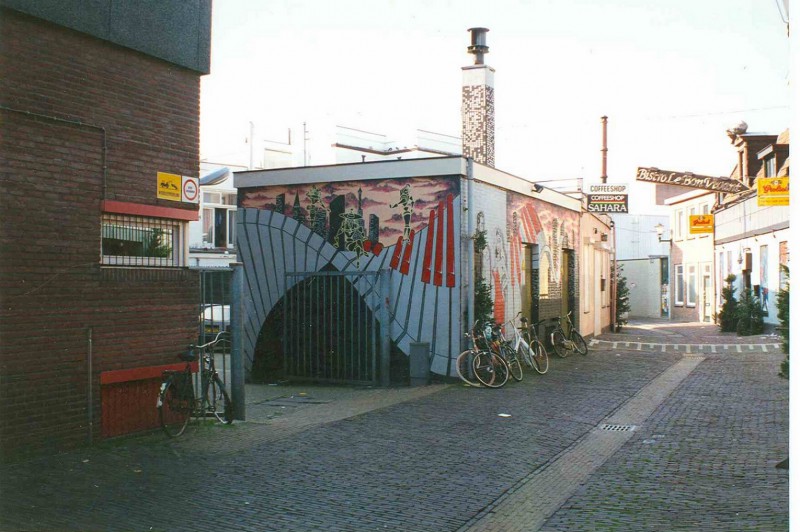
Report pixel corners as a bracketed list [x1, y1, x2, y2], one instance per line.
[636, 167, 749, 194]
[157, 172, 182, 201]
[182, 176, 199, 203]
[587, 184, 628, 213]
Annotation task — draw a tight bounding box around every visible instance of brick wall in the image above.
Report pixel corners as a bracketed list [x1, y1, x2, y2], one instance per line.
[0, 10, 201, 459]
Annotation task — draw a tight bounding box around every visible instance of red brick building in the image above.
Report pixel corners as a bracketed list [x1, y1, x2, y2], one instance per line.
[0, 2, 211, 458]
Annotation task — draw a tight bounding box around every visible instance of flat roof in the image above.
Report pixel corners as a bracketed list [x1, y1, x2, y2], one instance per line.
[234, 156, 582, 212]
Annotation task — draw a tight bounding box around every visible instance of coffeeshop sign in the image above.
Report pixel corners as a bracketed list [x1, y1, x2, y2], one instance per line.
[636, 167, 749, 194]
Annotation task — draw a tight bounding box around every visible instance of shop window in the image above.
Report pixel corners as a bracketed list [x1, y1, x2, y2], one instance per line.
[687, 264, 697, 307]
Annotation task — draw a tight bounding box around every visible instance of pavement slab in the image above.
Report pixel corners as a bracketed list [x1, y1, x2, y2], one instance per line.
[0, 321, 788, 532]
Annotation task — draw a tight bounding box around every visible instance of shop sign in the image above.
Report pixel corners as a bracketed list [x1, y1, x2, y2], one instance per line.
[757, 176, 789, 206]
[688, 214, 714, 234]
[587, 184, 628, 213]
[636, 167, 749, 194]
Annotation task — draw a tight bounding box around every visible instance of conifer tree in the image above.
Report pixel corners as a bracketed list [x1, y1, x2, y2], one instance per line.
[615, 263, 631, 330]
[777, 265, 789, 378]
[717, 274, 738, 332]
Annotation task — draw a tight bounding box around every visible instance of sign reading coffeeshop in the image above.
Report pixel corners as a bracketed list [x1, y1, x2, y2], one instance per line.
[586, 184, 629, 213]
[635, 167, 750, 194]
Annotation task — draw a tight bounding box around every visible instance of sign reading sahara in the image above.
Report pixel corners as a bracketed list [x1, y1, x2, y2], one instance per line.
[157, 172, 199, 203]
[636, 167, 750, 194]
[689, 214, 714, 234]
[587, 184, 628, 213]
[757, 176, 789, 206]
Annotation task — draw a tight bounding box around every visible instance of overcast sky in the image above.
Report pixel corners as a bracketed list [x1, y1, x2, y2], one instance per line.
[200, 0, 790, 211]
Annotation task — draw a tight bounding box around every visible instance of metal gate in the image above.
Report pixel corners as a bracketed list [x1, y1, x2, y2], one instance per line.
[197, 267, 233, 384]
[284, 270, 382, 385]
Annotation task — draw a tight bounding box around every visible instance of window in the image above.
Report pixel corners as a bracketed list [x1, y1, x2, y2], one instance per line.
[687, 264, 697, 306]
[702, 204, 709, 215]
[676, 210, 685, 240]
[688, 206, 696, 239]
[765, 155, 777, 177]
[202, 191, 237, 249]
[718, 252, 725, 305]
[102, 213, 185, 267]
[675, 264, 685, 305]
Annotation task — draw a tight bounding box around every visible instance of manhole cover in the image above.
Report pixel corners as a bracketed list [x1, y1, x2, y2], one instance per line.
[600, 423, 636, 432]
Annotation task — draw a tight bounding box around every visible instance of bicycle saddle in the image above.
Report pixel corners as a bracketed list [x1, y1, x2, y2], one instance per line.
[179, 347, 197, 362]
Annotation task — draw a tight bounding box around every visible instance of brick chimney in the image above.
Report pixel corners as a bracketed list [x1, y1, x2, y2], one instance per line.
[462, 27, 495, 167]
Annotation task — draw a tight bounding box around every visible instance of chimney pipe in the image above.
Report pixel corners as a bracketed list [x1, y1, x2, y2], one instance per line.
[600, 116, 608, 184]
[467, 28, 489, 65]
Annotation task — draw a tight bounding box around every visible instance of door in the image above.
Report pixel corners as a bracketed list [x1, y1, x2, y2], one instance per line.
[702, 274, 712, 322]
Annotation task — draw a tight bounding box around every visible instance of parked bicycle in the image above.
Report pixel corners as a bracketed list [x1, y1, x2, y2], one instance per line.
[491, 322, 524, 382]
[550, 311, 588, 357]
[517, 314, 549, 374]
[157, 331, 233, 437]
[455, 321, 509, 388]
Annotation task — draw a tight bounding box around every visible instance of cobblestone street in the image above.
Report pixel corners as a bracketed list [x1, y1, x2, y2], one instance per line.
[0, 321, 788, 531]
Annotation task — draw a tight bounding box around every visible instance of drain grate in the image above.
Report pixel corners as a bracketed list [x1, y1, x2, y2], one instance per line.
[600, 423, 636, 432]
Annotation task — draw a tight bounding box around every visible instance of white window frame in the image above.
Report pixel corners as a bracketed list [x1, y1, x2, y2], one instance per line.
[675, 264, 685, 305]
[687, 264, 697, 307]
[676, 209, 685, 240]
[202, 191, 238, 249]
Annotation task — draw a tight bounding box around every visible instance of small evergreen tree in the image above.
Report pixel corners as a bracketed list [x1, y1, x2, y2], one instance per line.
[717, 274, 738, 332]
[736, 288, 765, 336]
[473, 228, 493, 326]
[615, 263, 631, 330]
[777, 265, 789, 378]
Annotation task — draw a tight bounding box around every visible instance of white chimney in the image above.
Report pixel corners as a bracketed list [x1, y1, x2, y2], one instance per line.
[461, 27, 495, 167]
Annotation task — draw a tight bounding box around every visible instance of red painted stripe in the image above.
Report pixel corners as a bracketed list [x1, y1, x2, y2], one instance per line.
[446, 194, 455, 288]
[389, 236, 403, 270]
[434, 201, 444, 286]
[100, 361, 198, 385]
[520, 208, 534, 242]
[528, 204, 543, 234]
[101, 200, 199, 221]
[493, 270, 506, 324]
[421, 210, 435, 284]
[400, 229, 415, 275]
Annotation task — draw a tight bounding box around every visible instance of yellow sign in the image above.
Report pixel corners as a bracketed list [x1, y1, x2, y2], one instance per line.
[689, 214, 714, 234]
[157, 172, 182, 201]
[757, 177, 789, 206]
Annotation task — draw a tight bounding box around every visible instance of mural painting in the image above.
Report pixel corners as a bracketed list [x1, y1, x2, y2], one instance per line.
[237, 176, 462, 380]
[482, 192, 578, 326]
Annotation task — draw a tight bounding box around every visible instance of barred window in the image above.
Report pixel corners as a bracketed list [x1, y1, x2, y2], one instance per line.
[102, 213, 185, 267]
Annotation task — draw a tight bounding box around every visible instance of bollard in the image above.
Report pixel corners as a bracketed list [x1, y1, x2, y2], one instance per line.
[409, 342, 431, 386]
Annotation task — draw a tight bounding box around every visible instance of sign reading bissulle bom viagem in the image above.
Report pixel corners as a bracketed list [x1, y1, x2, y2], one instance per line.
[636, 167, 750, 194]
[587, 184, 629, 213]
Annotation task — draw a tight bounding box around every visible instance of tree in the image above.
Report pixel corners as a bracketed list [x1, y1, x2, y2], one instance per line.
[777, 265, 789, 378]
[735, 287, 764, 336]
[614, 263, 631, 331]
[717, 274, 738, 332]
[472, 228, 493, 326]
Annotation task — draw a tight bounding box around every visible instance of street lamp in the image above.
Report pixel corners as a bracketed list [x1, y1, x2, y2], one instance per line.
[655, 223, 671, 243]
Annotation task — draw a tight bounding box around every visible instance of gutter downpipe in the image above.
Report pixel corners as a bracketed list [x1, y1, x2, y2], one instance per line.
[466, 158, 475, 339]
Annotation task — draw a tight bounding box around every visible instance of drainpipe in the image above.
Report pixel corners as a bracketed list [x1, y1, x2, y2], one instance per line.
[466, 158, 475, 339]
[87, 327, 93, 444]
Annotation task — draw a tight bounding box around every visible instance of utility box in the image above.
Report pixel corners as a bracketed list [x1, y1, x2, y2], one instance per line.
[409, 342, 430, 386]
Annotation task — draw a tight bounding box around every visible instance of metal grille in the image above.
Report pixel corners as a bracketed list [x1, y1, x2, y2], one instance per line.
[600, 424, 636, 432]
[284, 270, 381, 385]
[101, 213, 185, 267]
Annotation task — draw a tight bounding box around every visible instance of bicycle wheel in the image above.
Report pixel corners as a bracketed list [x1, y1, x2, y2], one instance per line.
[551, 329, 570, 358]
[206, 375, 233, 424]
[531, 339, 549, 374]
[158, 379, 191, 438]
[455, 350, 482, 387]
[571, 330, 588, 355]
[473, 351, 509, 388]
[519, 334, 535, 369]
[502, 344, 523, 382]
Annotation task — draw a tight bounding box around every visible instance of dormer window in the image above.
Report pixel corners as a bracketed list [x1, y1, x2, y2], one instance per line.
[765, 155, 777, 177]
